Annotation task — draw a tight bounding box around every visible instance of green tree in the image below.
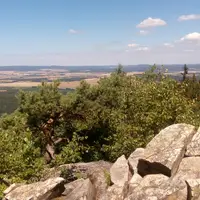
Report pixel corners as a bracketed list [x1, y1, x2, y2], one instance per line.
[182, 64, 189, 81]
[18, 81, 63, 163]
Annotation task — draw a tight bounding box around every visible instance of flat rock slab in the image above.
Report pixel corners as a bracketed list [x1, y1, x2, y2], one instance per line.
[138, 124, 196, 177]
[186, 127, 200, 157]
[41, 161, 112, 181]
[4, 177, 65, 200]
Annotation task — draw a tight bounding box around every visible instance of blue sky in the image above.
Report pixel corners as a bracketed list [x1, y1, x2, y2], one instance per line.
[0, 0, 200, 65]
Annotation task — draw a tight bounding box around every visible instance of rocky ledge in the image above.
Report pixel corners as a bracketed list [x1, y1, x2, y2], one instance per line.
[3, 123, 200, 200]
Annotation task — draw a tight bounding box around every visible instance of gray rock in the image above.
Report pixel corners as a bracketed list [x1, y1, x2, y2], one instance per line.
[107, 182, 128, 200]
[186, 127, 200, 157]
[128, 148, 144, 174]
[62, 178, 96, 200]
[186, 179, 200, 200]
[88, 168, 110, 200]
[128, 174, 142, 192]
[110, 155, 130, 187]
[138, 124, 196, 177]
[42, 161, 112, 181]
[3, 184, 22, 196]
[175, 157, 200, 181]
[62, 179, 85, 196]
[4, 177, 65, 200]
[126, 174, 187, 200]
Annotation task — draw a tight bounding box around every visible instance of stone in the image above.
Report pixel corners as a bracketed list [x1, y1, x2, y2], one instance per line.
[88, 168, 110, 200]
[128, 174, 142, 192]
[62, 178, 96, 200]
[128, 148, 144, 174]
[186, 127, 200, 157]
[4, 177, 65, 200]
[175, 157, 200, 181]
[110, 155, 130, 187]
[3, 183, 22, 196]
[138, 124, 196, 177]
[186, 179, 200, 200]
[107, 182, 128, 200]
[62, 179, 85, 196]
[42, 161, 112, 181]
[126, 174, 187, 200]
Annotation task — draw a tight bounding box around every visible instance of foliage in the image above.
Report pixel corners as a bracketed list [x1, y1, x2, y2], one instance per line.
[1, 64, 200, 196]
[0, 112, 44, 184]
[0, 87, 73, 117]
[104, 169, 112, 186]
[0, 183, 7, 199]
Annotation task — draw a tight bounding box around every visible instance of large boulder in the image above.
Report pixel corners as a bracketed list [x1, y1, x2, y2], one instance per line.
[4, 177, 65, 200]
[42, 161, 112, 182]
[138, 124, 196, 177]
[128, 148, 144, 174]
[186, 127, 200, 157]
[110, 155, 131, 187]
[60, 178, 96, 200]
[126, 174, 187, 200]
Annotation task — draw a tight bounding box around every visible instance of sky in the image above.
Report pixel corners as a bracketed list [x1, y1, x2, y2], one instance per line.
[0, 0, 200, 66]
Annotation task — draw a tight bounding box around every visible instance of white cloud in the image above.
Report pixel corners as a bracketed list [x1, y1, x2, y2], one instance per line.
[180, 32, 200, 41]
[164, 43, 174, 48]
[68, 29, 78, 34]
[136, 47, 150, 51]
[128, 43, 139, 48]
[137, 17, 167, 28]
[139, 30, 149, 35]
[178, 14, 200, 21]
[184, 49, 195, 52]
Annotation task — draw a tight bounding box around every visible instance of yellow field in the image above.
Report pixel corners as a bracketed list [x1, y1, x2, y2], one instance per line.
[0, 72, 143, 89]
[0, 78, 99, 89]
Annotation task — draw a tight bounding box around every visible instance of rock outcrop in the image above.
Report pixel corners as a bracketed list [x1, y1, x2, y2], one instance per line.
[138, 124, 196, 177]
[60, 178, 96, 200]
[5, 123, 200, 200]
[3, 177, 65, 200]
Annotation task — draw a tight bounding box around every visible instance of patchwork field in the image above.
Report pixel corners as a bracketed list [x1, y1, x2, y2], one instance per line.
[0, 78, 100, 89]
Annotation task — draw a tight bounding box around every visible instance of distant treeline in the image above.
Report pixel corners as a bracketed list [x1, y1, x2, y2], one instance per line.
[1, 77, 93, 83]
[0, 64, 200, 73]
[0, 87, 73, 116]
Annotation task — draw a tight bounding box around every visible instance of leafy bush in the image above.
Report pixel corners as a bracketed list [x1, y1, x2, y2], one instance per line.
[0, 112, 44, 183]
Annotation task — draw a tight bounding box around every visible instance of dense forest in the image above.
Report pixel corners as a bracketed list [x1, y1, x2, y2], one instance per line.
[0, 88, 73, 116]
[1, 65, 200, 197]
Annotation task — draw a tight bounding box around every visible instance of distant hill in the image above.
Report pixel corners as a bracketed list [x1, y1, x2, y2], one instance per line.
[0, 64, 199, 73]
